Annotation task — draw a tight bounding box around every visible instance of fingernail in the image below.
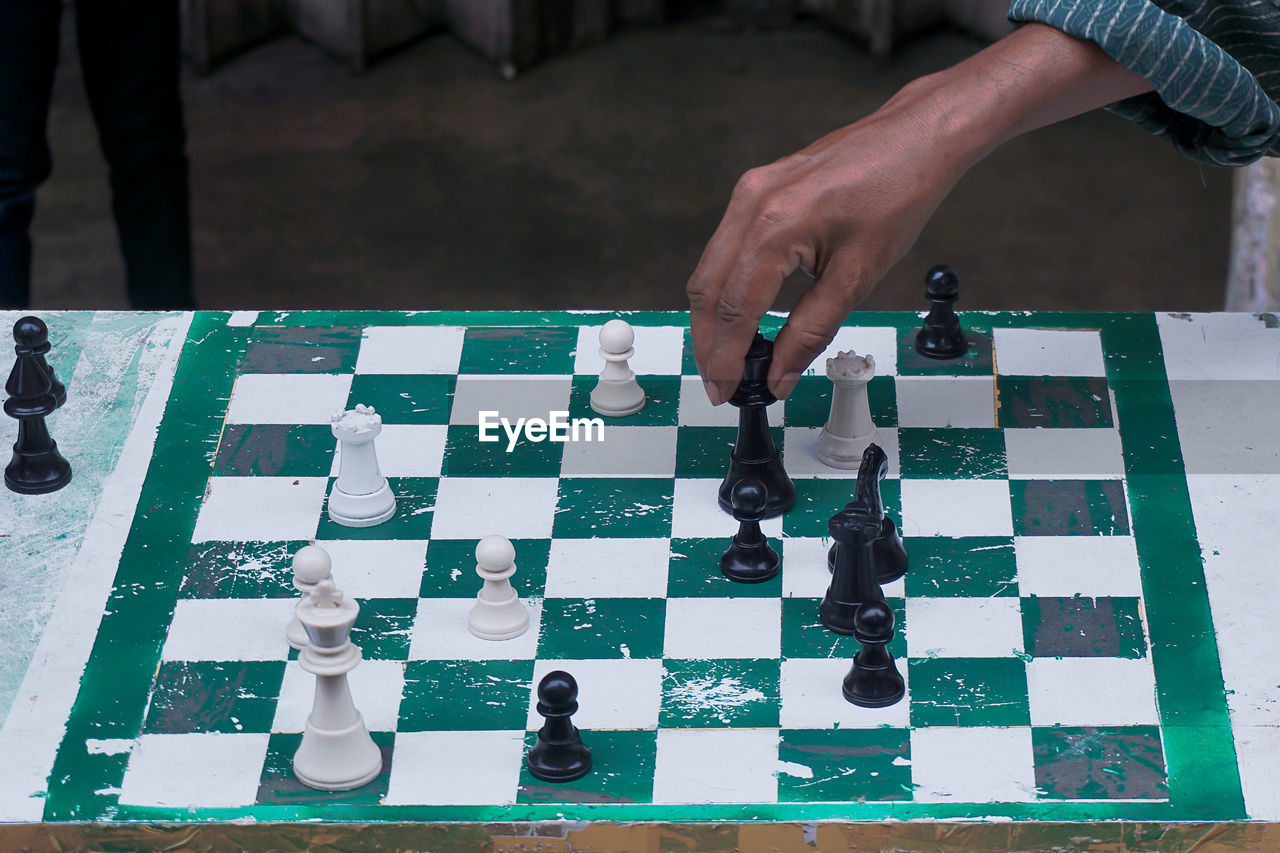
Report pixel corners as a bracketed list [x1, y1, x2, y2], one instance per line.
[703, 379, 723, 406]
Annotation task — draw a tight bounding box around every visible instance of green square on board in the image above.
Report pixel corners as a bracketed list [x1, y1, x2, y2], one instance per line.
[258, 731, 394, 805]
[898, 427, 1007, 479]
[660, 658, 781, 728]
[142, 660, 286, 735]
[538, 597, 666, 660]
[351, 597, 418, 660]
[667, 538, 781, 598]
[785, 374, 897, 429]
[179, 540, 305, 599]
[909, 657, 1030, 727]
[897, 329, 994, 376]
[421, 538, 549, 598]
[442, 424, 564, 477]
[517, 729, 658, 805]
[213, 424, 335, 478]
[996, 376, 1114, 428]
[458, 327, 577, 375]
[784, 478, 899, 538]
[568, 375, 680, 427]
[241, 326, 363, 374]
[675, 426, 783, 479]
[780, 597, 907, 660]
[399, 659, 534, 732]
[1010, 480, 1130, 536]
[553, 478, 674, 538]
[315, 477, 437, 540]
[1022, 596, 1147, 658]
[346, 374, 455, 425]
[902, 537, 1017, 598]
[778, 727, 912, 803]
[1032, 725, 1167, 800]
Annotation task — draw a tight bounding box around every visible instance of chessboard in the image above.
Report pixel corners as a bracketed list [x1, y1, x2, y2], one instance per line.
[27, 310, 1245, 823]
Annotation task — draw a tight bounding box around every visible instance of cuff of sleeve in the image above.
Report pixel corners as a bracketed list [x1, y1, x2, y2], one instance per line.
[1007, 0, 1280, 165]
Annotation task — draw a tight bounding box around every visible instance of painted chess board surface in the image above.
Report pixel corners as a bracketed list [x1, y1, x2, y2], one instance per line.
[38, 311, 1243, 822]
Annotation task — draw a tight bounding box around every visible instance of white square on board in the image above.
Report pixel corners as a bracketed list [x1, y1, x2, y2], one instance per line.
[225, 373, 354, 425]
[449, 375, 572, 427]
[384, 730, 524, 805]
[355, 326, 466, 375]
[905, 597, 1024, 657]
[329, 423, 447, 478]
[119, 733, 270, 807]
[1026, 657, 1158, 727]
[782, 427, 898, 478]
[310, 539, 428, 599]
[993, 328, 1106, 377]
[408, 598, 542, 661]
[808, 326, 899, 377]
[776, 538, 905, 600]
[652, 729, 780, 804]
[1157, 313, 1280, 380]
[910, 727, 1036, 803]
[273, 659, 405, 732]
[525, 658, 663, 729]
[1014, 536, 1143, 597]
[677, 377, 785, 427]
[896, 376, 996, 428]
[1235, 725, 1280, 819]
[573, 324, 686, 375]
[430, 477, 559, 539]
[780, 658, 910, 729]
[1004, 428, 1125, 480]
[192, 476, 327, 543]
[671, 478, 783, 540]
[162, 598, 296, 661]
[545, 538, 670, 598]
[664, 597, 780, 659]
[559, 425, 677, 477]
[899, 479, 1013, 537]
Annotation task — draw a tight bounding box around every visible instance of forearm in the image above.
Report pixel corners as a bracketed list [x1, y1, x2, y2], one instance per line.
[881, 22, 1156, 173]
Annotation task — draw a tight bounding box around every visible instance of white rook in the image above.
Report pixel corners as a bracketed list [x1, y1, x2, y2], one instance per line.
[292, 579, 382, 791]
[328, 404, 396, 527]
[817, 350, 879, 469]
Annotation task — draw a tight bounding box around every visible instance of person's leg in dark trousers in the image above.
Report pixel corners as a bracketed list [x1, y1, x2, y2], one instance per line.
[0, 2, 62, 309]
[76, 0, 195, 309]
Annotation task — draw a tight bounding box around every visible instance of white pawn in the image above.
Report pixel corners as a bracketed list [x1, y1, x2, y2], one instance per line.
[467, 535, 530, 641]
[817, 350, 879, 469]
[287, 544, 333, 650]
[292, 579, 382, 791]
[589, 319, 646, 417]
[328, 404, 396, 527]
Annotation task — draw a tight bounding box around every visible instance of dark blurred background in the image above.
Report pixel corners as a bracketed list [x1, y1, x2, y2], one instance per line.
[30, 0, 1235, 312]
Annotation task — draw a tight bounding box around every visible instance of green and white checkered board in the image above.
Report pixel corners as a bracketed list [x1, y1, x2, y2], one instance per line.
[43, 311, 1241, 822]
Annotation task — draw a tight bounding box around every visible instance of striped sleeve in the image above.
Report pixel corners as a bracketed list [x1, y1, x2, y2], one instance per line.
[1007, 0, 1280, 165]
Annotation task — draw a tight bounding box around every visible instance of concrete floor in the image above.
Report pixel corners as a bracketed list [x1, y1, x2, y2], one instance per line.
[31, 16, 1232, 312]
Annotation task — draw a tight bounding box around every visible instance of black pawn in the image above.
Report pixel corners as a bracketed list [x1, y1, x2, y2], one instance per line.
[914, 265, 968, 360]
[720, 478, 780, 584]
[527, 670, 591, 783]
[819, 501, 882, 635]
[826, 443, 908, 584]
[842, 593, 905, 708]
[718, 331, 795, 518]
[5, 318, 72, 494]
[17, 317, 65, 409]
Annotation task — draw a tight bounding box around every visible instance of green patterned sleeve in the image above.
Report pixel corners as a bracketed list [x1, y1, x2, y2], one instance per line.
[1007, 0, 1280, 165]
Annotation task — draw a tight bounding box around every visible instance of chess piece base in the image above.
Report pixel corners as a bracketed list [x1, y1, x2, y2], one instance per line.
[589, 378, 645, 417]
[816, 429, 877, 470]
[293, 714, 382, 791]
[5, 441, 71, 494]
[721, 542, 780, 584]
[842, 651, 906, 708]
[914, 327, 968, 360]
[527, 735, 592, 782]
[468, 591, 530, 640]
[327, 481, 396, 528]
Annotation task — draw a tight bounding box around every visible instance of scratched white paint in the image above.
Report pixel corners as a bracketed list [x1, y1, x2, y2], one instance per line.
[910, 727, 1037, 804]
[572, 325, 685, 375]
[119, 732, 270, 807]
[355, 326, 466, 374]
[651, 729, 779, 804]
[544, 538, 670, 598]
[384, 730, 524, 806]
[0, 312, 189, 820]
[992, 328, 1107, 377]
[663, 597, 780, 660]
[779, 658, 911, 730]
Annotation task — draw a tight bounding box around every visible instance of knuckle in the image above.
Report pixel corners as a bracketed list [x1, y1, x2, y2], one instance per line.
[733, 167, 770, 200]
[788, 323, 837, 357]
[714, 292, 750, 326]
